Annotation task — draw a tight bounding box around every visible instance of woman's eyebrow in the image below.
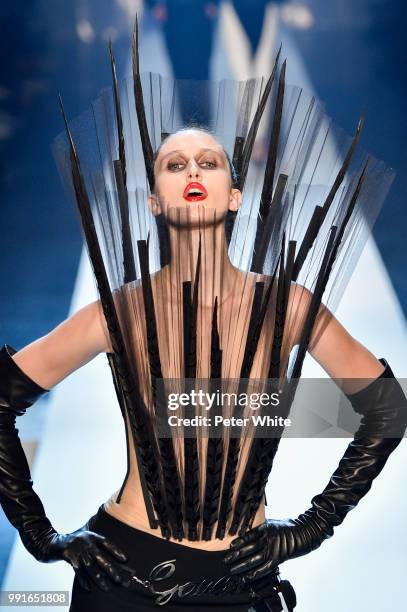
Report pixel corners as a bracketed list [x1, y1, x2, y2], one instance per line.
[159, 149, 182, 161]
[159, 147, 225, 162]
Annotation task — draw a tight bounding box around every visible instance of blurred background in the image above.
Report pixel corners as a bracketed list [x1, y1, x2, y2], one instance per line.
[0, 1, 406, 610]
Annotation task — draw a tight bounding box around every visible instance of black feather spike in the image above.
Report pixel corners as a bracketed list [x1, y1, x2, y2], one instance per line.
[108, 41, 137, 282]
[239, 281, 266, 379]
[113, 160, 137, 283]
[292, 118, 364, 280]
[106, 353, 157, 528]
[269, 239, 298, 382]
[202, 435, 223, 540]
[106, 353, 131, 502]
[215, 435, 239, 539]
[251, 173, 288, 273]
[108, 41, 126, 185]
[234, 437, 281, 535]
[137, 239, 163, 380]
[182, 280, 199, 539]
[132, 16, 154, 190]
[259, 59, 286, 213]
[227, 442, 258, 535]
[234, 45, 282, 191]
[184, 435, 200, 540]
[59, 97, 170, 536]
[268, 234, 286, 379]
[182, 241, 202, 539]
[291, 205, 323, 281]
[159, 431, 185, 540]
[283, 240, 296, 314]
[232, 136, 245, 182]
[202, 297, 223, 540]
[210, 297, 222, 379]
[183, 281, 194, 378]
[250, 59, 287, 273]
[183, 236, 201, 378]
[193, 235, 202, 320]
[137, 239, 184, 539]
[291, 158, 370, 381]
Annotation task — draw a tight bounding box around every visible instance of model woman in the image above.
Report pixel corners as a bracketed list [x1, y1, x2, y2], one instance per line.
[1, 28, 406, 612]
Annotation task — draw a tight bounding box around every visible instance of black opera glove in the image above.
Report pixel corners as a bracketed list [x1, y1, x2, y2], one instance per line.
[37, 525, 133, 592]
[0, 344, 131, 591]
[224, 517, 319, 581]
[225, 357, 407, 581]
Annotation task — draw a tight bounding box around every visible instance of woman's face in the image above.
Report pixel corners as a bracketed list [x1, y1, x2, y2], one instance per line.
[150, 130, 241, 221]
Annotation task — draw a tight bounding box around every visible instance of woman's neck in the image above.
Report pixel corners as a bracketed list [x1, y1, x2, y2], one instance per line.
[166, 220, 239, 307]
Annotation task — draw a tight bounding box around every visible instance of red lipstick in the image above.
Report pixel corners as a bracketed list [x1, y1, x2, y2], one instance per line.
[183, 182, 208, 202]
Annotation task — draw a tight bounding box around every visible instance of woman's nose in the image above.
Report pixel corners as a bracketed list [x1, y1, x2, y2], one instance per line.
[187, 161, 201, 179]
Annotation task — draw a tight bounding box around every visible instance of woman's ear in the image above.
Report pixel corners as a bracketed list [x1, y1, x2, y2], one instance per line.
[229, 188, 242, 212]
[148, 194, 162, 216]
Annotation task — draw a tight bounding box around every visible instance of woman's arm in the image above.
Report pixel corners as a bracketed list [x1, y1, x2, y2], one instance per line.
[308, 307, 385, 390]
[11, 300, 112, 390]
[225, 283, 407, 579]
[288, 283, 385, 391]
[0, 302, 131, 591]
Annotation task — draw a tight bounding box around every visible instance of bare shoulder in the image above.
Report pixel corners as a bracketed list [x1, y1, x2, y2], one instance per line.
[285, 282, 327, 350]
[86, 299, 113, 354]
[284, 282, 384, 385]
[12, 300, 113, 390]
[287, 282, 313, 309]
[57, 299, 112, 352]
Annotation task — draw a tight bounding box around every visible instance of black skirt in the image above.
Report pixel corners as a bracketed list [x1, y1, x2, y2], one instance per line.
[69, 505, 297, 611]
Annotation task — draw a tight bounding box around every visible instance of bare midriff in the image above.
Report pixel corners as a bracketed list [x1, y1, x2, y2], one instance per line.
[103, 478, 266, 552]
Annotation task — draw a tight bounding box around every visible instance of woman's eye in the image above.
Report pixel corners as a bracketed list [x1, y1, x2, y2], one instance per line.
[201, 160, 217, 168]
[167, 161, 184, 171]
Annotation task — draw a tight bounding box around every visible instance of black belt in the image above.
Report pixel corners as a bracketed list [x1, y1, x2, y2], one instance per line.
[118, 557, 295, 609]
